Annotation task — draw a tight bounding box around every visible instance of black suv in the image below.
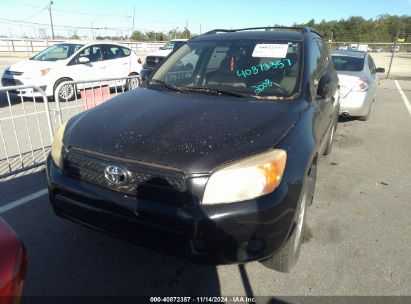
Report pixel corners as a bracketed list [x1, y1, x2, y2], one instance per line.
[47, 27, 339, 272]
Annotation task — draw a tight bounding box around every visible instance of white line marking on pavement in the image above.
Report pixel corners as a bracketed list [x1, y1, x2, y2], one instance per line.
[0, 188, 48, 214]
[395, 80, 411, 116]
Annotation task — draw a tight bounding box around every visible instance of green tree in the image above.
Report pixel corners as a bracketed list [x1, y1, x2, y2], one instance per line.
[130, 31, 147, 41]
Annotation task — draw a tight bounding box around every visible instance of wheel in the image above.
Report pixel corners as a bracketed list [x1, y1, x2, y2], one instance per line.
[359, 103, 372, 121]
[323, 116, 336, 156]
[260, 181, 310, 272]
[54, 78, 75, 102]
[127, 74, 141, 91]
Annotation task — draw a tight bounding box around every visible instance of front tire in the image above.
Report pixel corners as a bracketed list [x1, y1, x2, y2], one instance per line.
[260, 183, 309, 272]
[54, 78, 75, 102]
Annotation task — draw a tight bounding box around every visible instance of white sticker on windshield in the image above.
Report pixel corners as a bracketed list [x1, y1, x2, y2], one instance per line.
[252, 44, 288, 58]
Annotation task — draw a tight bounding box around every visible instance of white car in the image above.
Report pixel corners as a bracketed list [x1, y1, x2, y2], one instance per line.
[143, 39, 187, 71]
[331, 50, 385, 121]
[1, 41, 143, 101]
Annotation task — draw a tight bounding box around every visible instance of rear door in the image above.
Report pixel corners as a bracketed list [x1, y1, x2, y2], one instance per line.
[310, 39, 332, 147]
[102, 44, 131, 78]
[317, 40, 338, 128]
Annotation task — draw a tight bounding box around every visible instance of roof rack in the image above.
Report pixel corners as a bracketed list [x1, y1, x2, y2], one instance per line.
[204, 26, 322, 37]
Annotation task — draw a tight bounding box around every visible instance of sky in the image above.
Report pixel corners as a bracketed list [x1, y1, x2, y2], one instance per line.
[0, 0, 410, 38]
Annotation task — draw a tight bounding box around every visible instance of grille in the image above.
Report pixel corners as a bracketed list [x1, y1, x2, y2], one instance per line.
[145, 56, 165, 68]
[64, 150, 189, 204]
[5, 70, 23, 76]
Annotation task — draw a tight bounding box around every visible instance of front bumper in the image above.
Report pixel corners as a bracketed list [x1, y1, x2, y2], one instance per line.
[46, 156, 300, 264]
[1, 76, 48, 97]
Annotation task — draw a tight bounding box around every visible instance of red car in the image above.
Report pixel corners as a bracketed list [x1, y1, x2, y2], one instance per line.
[0, 217, 27, 304]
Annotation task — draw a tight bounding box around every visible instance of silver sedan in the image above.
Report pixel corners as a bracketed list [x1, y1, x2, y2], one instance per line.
[331, 50, 385, 121]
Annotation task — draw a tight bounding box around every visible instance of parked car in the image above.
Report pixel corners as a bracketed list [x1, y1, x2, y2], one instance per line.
[331, 50, 384, 120]
[391, 45, 400, 52]
[47, 27, 340, 272]
[143, 39, 187, 72]
[0, 217, 27, 302]
[370, 46, 382, 53]
[1, 42, 143, 101]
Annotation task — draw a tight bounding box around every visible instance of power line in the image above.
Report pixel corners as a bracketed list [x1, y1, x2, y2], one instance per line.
[0, 18, 129, 30]
[51, 8, 131, 18]
[17, 5, 47, 21]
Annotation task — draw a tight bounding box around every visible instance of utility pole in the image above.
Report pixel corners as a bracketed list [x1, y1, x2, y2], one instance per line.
[48, 1, 55, 39]
[91, 21, 95, 40]
[387, 30, 399, 79]
[132, 5, 135, 36]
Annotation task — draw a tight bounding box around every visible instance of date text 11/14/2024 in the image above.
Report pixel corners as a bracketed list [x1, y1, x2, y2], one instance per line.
[150, 296, 256, 303]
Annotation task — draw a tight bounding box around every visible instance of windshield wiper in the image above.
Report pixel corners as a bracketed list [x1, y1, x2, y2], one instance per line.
[149, 79, 184, 92]
[180, 87, 251, 98]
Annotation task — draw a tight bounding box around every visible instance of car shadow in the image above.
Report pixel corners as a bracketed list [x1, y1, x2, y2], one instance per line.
[1, 169, 219, 297]
[338, 116, 358, 124]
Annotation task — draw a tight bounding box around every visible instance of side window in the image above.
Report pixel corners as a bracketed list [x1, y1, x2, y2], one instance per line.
[122, 47, 131, 56]
[368, 56, 376, 74]
[310, 40, 324, 84]
[78, 45, 102, 63]
[102, 45, 129, 60]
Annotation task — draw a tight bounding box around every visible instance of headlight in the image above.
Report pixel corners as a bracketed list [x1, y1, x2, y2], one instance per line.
[202, 149, 287, 205]
[51, 122, 67, 170]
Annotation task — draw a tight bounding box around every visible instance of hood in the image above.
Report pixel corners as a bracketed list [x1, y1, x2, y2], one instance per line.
[64, 88, 301, 174]
[336, 71, 364, 98]
[146, 49, 173, 58]
[8, 59, 61, 76]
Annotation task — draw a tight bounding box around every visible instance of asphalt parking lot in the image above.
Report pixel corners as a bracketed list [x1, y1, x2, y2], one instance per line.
[0, 58, 410, 300]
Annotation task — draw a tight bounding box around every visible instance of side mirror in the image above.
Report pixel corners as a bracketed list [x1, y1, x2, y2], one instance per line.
[317, 74, 333, 99]
[78, 57, 90, 64]
[375, 67, 385, 73]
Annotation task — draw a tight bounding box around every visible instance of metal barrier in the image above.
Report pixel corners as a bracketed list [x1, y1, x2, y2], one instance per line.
[0, 38, 167, 56]
[0, 85, 54, 179]
[52, 75, 141, 125]
[0, 75, 141, 179]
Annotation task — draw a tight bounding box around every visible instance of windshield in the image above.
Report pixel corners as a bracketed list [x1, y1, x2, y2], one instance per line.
[31, 43, 84, 61]
[332, 55, 364, 72]
[150, 39, 301, 99]
[161, 42, 175, 50]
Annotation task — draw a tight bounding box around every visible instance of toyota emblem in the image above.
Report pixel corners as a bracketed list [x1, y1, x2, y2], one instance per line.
[104, 165, 128, 185]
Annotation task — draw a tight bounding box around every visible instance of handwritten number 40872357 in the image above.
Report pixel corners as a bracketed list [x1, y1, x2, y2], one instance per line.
[237, 58, 292, 78]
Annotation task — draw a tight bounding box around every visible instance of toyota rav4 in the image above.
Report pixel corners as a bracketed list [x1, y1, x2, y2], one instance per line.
[47, 27, 339, 272]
